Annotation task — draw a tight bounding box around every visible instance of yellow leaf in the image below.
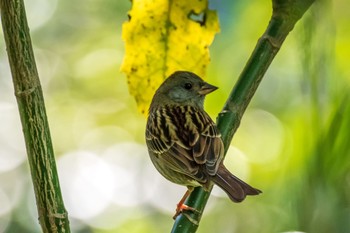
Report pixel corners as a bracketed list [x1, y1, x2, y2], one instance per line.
[121, 0, 220, 115]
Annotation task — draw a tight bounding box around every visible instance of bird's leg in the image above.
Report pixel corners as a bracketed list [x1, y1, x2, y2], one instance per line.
[173, 187, 197, 219]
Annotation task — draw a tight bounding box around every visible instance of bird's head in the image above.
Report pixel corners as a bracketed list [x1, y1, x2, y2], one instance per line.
[151, 71, 218, 108]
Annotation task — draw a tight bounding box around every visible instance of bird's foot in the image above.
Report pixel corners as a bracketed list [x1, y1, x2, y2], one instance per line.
[173, 203, 199, 220]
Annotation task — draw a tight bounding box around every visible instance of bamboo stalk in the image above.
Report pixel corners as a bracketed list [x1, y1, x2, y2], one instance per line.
[171, 0, 315, 232]
[0, 1, 71, 232]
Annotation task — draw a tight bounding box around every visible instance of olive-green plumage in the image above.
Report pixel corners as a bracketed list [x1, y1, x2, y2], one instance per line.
[146, 71, 261, 205]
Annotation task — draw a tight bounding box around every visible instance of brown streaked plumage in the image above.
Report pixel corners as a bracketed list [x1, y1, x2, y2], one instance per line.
[146, 71, 261, 218]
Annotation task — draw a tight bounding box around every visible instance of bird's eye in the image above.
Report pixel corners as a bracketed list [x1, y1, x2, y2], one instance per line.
[184, 83, 192, 90]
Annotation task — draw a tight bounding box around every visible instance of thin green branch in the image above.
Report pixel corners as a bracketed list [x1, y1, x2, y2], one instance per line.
[0, 0, 70, 232]
[171, 0, 315, 232]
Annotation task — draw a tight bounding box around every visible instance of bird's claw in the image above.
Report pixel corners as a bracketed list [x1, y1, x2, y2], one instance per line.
[173, 203, 199, 220]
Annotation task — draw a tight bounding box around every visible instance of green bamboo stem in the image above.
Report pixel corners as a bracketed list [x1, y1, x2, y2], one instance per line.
[0, 1, 70, 232]
[171, 0, 315, 232]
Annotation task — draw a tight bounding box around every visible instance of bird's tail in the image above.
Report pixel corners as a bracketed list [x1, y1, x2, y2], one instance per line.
[211, 164, 262, 202]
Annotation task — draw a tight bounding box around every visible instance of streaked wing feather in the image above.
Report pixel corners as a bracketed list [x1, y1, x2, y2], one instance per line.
[193, 135, 207, 161]
[168, 145, 200, 176]
[145, 127, 171, 154]
[146, 105, 224, 184]
[192, 112, 223, 175]
[205, 137, 223, 175]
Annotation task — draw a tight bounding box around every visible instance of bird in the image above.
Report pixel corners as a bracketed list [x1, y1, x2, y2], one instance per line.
[145, 71, 261, 219]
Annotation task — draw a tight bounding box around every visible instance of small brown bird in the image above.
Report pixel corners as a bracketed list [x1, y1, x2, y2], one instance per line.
[145, 71, 261, 218]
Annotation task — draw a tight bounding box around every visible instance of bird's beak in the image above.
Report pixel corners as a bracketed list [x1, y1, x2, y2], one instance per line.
[198, 82, 218, 95]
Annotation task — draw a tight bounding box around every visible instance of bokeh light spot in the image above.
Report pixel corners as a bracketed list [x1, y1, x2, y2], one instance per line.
[0, 102, 26, 172]
[0, 187, 14, 233]
[26, 0, 58, 30]
[234, 109, 285, 164]
[58, 151, 116, 220]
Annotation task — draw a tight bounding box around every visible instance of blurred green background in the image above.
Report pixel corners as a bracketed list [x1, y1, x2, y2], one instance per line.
[0, 0, 349, 232]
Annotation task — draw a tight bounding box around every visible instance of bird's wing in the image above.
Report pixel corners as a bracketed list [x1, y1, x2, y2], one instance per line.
[193, 120, 224, 176]
[146, 105, 224, 183]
